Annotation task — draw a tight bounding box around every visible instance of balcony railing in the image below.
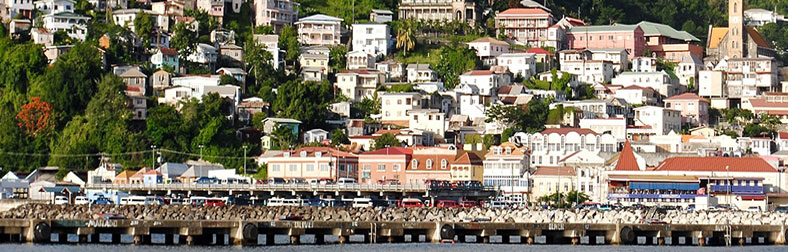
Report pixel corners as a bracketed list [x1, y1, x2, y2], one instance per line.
[87, 182, 499, 192]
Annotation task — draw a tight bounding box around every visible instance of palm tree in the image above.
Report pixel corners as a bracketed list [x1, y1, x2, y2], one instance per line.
[396, 19, 417, 56]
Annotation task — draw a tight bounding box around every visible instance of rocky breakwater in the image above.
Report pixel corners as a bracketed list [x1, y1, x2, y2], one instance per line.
[2, 204, 787, 225]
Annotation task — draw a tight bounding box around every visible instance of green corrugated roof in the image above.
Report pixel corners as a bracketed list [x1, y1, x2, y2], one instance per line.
[568, 24, 639, 33]
[637, 21, 699, 42]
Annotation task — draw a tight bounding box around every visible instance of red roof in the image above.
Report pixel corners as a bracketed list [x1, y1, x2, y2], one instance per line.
[372, 129, 401, 136]
[614, 140, 640, 171]
[158, 47, 178, 55]
[664, 92, 708, 102]
[654, 157, 777, 172]
[453, 152, 483, 165]
[498, 8, 550, 16]
[363, 147, 413, 155]
[541, 128, 598, 135]
[748, 98, 788, 108]
[779, 132, 788, 139]
[466, 70, 494, 76]
[525, 48, 551, 55]
[618, 85, 656, 93]
[126, 86, 141, 92]
[533, 166, 576, 176]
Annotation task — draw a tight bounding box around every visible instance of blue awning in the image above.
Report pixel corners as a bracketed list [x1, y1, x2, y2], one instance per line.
[630, 182, 699, 191]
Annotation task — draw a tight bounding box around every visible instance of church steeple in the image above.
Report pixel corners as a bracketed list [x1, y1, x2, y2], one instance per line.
[728, 0, 746, 58]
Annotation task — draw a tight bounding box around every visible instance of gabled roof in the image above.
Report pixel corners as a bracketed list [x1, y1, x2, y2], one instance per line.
[526, 47, 552, 55]
[295, 14, 343, 24]
[119, 68, 147, 78]
[114, 170, 136, 180]
[708, 27, 729, 49]
[614, 140, 640, 171]
[637, 21, 699, 42]
[654, 157, 777, 172]
[745, 26, 771, 49]
[158, 47, 178, 55]
[533, 166, 576, 176]
[453, 152, 483, 166]
[263, 117, 302, 124]
[462, 70, 494, 76]
[664, 92, 708, 102]
[468, 37, 509, 46]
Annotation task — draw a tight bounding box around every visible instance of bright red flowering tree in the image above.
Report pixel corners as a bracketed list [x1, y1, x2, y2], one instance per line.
[15, 97, 54, 137]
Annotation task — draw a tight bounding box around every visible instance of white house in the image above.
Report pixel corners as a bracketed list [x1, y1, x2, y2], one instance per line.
[512, 128, 618, 166]
[304, 129, 329, 144]
[253, 34, 281, 69]
[6, 0, 33, 19]
[408, 109, 446, 136]
[294, 14, 343, 46]
[30, 28, 53, 45]
[631, 57, 657, 72]
[335, 69, 384, 102]
[458, 70, 512, 97]
[612, 85, 659, 106]
[633, 106, 682, 136]
[376, 60, 404, 81]
[579, 117, 627, 141]
[34, 0, 74, 15]
[467, 37, 509, 65]
[558, 50, 614, 84]
[87, 161, 120, 185]
[611, 71, 680, 98]
[380, 92, 423, 125]
[588, 48, 629, 72]
[254, 0, 296, 31]
[187, 43, 218, 70]
[406, 64, 438, 82]
[674, 55, 702, 87]
[351, 23, 391, 56]
[41, 12, 90, 41]
[112, 9, 168, 32]
[346, 50, 375, 70]
[495, 53, 536, 79]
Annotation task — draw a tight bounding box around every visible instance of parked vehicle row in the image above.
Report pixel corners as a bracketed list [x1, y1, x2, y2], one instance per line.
[425, 180, 484, 191]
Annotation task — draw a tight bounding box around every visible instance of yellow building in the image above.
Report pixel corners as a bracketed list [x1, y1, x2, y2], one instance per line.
[530, 166, 577, 202]
[450, 151, 484, 182]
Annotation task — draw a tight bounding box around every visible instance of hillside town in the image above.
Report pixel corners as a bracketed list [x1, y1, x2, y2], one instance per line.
[1, 0, 788, 214]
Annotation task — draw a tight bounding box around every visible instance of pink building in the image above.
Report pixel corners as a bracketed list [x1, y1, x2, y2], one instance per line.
[358, 147, 411, 184]
[567, 24, 645, 59]
[266, 147, 358, 181]
[403, 146, 458, 185]
[664, 93, 709, 126]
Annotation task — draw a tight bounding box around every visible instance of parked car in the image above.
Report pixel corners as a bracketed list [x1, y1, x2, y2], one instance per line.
[461, 200, 478, 208]
[775, 205, 788, 212]
[267, 198, 308, 206]
[74, 196, 90, 205]
[318, 178, 334, 185]
[745, 206, 762, 212]
[486, 201, 508, 208]
[92, 196, 113, 205]
[337, 178, 357, 187]
[205, 198, 226, 206]
[435, 200, 460, 208]
[399, 198, 423, 208]
[189, 196, 208, 206]
[267, 177, 287, 185]
[194, 177, 218, 185]
[377, 179, 400, 185]
[289, 178, 307, 184]
[53, 196, 69, 205]
[352, 198, 373, 208]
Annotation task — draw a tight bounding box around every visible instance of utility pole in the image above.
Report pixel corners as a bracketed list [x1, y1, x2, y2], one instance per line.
[199, 144, 204, 160]
[243, 145, 248, 176]
[151, 145, 157, 169]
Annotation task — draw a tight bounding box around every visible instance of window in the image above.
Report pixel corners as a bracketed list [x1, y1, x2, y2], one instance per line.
[426, 159, 433, 169]
[441, 159, 447, 169]
[392, 164, 401, 171]
[377, 164, 386, 172]
[272, 164, 281, 172]
[320, 164, 329, 172]
[288, 164, 297, 172]
[362, 164, 371, 171]
[305, 164, 315, 172]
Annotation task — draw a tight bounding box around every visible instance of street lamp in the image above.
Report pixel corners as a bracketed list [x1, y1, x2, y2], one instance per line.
[151, 145, 157, 169]
[242, 145, 248, 176]
[199, 145, 204, 160]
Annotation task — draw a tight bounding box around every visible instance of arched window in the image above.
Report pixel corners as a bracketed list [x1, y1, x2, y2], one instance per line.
[733, 3, 737, 13]
[426, 159, 433, 169]
[411, 159, 418, 169]
[441, 159, 448, 169]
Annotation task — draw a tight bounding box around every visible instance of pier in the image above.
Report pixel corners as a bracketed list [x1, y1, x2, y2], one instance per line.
[0, 219, 785, 246]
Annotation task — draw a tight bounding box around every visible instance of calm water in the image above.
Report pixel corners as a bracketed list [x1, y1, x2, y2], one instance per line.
[1, 243, 787, 252]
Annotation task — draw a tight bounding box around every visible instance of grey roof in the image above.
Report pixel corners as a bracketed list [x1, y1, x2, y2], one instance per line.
[119, 68, 147, 78]
[156, 162, 189, 178]
[306, 128, 329, 134]
[216, 67, 247, 75]
[180, 165, 224, 178]
[637, 21, 699, 42]
[41, 186, 81, 193]
[295, 14, 343, 24]
[680, 55, 702, 65]
[371, 9, 393, 14]
[406, 64, 432, 71]
[264, 117, 302, 124]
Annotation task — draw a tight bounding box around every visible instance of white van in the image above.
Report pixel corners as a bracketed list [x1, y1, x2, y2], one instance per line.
[120, 196, 147, 205]
[74, 196, 89, 205]
[267, 198, 308, 207]
[352, 198, 373, 208]
[53, 196, 69, 205]
[189, 196, 208, 206]
[337, 178, 357, 187]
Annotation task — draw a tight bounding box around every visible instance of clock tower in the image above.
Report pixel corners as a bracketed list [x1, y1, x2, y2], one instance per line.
[728, 0, 746, 58]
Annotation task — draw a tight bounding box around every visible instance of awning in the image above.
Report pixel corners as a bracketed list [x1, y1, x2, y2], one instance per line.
[739, 195, 766, 200]
[630, 182, 699, 191]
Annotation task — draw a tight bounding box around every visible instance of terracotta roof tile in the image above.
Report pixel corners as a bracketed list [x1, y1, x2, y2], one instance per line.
[453, 152, 483, 165]
[614, 140, 640, 171]
[525, 48, 552, 55]
[654, 157, 777, 172]
[533, 166, 576, 176]
[664, 92, 708, 102]
[745, 26, 771, 49]
[541, 128, 598, 135]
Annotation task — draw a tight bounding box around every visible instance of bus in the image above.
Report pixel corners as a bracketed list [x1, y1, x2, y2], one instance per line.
[266, 198, 308, 206]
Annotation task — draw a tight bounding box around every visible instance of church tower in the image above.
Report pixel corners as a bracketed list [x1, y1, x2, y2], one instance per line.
[728, 0, 746, 58]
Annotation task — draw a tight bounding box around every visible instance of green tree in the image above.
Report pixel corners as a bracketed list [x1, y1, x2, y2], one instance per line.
[133, 11, 154, 48]
[501, 127, 516, 143]
[271, 125, 297, 150]
[251, 112, 267, 130]
[743, 123, 772, 138]
[272, 80, 333, 130]
[279, 25, 300, 68]
[374, 133, 401, 150]
[433, 45, 480, 89]
[0, 43, 48, 109]
[485, 99, 549, 133]
[331, 129, 349, 146]
[170, 22, 198, 62]
[328, 45, 347, 73]
[244, 37, 275, 89]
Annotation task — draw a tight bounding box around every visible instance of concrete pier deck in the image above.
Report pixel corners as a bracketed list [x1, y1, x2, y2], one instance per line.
[0, 219, 784, 246]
